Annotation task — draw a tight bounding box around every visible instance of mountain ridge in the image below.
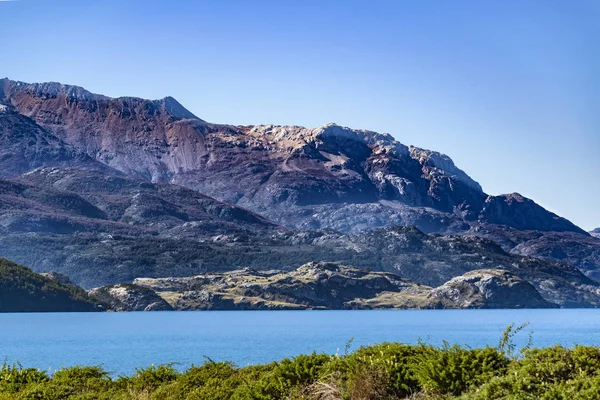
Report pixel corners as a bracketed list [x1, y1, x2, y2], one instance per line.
[0, 78, 585, 236]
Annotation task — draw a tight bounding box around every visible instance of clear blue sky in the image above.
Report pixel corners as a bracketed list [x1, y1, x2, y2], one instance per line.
[1, 0, 598, 230]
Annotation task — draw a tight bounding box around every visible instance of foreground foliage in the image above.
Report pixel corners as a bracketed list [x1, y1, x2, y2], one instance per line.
[2, 340, 600, 399]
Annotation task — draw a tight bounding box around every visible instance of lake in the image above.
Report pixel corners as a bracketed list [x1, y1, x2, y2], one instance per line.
[1, 309, 599, 376]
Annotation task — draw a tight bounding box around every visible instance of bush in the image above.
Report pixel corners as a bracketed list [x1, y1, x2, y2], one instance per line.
[412, 342, 508, 395]
[465, 346, 600, 399]
[123, 364, 179, 394]
[0, 362, 49, 394]
[330, 342, 424, 398]
[235, 353, 331, 399]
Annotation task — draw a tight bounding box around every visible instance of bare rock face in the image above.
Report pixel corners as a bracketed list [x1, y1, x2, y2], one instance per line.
[0, 79, 489, 228]
[0, 106, 109, 178]
[89, 283, 173, 311]
[428, 269, 557, 309]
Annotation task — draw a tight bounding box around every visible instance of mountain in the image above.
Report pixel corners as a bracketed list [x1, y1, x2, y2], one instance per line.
[130, 262, 556, 310]
[591, 228, 600, 239]
[2, 78, 595, 275]
[0, 258, 100, 312]
[0, 78, 598, 306]
[0, 78, 584, 233]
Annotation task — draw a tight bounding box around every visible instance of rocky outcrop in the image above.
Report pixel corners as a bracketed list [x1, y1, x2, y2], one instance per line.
[89, 283, 173, 311]
[134, 262, 433, 310]
[427, 269, 557, 309]
[133, 263, 556, 310]
[510, 231, 600, 281]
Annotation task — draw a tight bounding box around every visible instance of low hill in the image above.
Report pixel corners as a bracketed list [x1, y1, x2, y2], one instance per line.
[0, 258, 101, 312]
[130, 262, 556, 310]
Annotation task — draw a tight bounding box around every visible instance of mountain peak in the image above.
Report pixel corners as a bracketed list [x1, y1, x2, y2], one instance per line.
[158, 95, 198, 120]
[1, 78, 200, 121]
[409, 146, 483, 192]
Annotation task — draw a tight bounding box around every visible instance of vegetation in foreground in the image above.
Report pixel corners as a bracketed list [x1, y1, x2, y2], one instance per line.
[1, 326, 600, 399]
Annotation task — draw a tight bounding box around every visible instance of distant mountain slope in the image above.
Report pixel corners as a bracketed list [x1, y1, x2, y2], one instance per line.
[0, 226, 598, 307]
[0, 258, 100, 312]
[0, 167, 279, 237]
[591, 228, 600, 238]
[0, 78, 585, 236]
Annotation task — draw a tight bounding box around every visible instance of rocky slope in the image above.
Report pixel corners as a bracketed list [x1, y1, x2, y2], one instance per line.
[0, 167, 279, 238]
[591, 228, 600, 239]
[428, 269, 556, 309]
[0, 104, 111, 178]
[130, 262, 556, 310]
[468, 224, 600, 281]
[89, 283, 172, 311]
[0, 258, 101, 312]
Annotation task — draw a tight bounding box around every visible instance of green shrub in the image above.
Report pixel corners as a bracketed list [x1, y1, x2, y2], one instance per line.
[236, 353, 331, 399]
[412, 343, 508, 395]
[464, 346, 600, 399]
[0, 362, 49, 394]
[125, 364, 179, 393]
[331, 342, 424, 398]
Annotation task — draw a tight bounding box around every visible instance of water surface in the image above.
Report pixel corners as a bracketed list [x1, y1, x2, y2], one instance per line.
[1, 309, 599, 375]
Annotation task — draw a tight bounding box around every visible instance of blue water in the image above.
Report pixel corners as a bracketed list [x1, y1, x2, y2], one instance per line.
[1, 309, 599, 376]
